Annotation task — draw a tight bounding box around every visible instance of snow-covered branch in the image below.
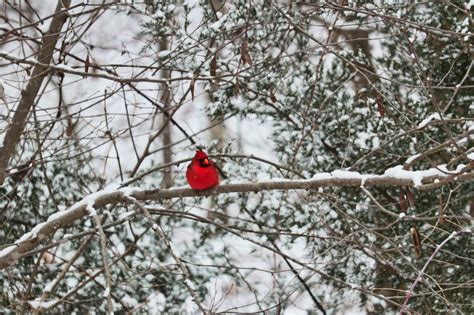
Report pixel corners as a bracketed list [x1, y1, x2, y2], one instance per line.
[0, 164, 471, 270]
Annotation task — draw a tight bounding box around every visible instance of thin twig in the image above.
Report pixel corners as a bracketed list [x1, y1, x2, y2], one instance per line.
[125, 196, 208, 313]
[399, 230, 469, 314]
[90, 206, 114, 314]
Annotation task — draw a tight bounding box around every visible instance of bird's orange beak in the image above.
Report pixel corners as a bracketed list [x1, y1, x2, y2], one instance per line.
[202, 158, 210, 166]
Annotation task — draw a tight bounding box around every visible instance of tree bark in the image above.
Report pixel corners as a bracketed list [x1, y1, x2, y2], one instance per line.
[159, 37, 173, 189]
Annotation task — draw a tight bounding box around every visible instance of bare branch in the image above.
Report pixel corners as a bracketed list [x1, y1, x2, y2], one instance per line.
[0, 0, 71, 184]
[399, 230, 469, 314]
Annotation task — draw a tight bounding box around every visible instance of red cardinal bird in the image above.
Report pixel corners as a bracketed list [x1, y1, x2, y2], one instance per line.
[186, 150, 220, 190]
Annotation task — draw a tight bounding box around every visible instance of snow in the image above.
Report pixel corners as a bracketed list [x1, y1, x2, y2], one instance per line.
[360, 175, 371, 186]
[467, 0, 474, 10]
[103, 287, 111, 297]
[230, 95, 247, 110]
[418, 113, 441, 129]
[347, 282, 358, 289]
[87, 202, 97, 217]
[372, 136, 380, 149]
[30, 222, 47, 238]
[331, 170, 363, 179]
[411, 173, 425, 187]
[302, 164, 459, 188]
[146, 291, 166, 312]
[157, 50, 171, 58]
[118, 210, 135, 220]
[66, 277, 79, 288]
[354, 131, 379, 150]
[43, 280, 55, 293]
[153, 10, 164, 18]
[405, 153, 421, 165]
[184, 279, 195, 290]
[53, 63, 84, 73]
[455, 164, 466, 172]
[0, 245, 17, 259]
[46, 190, 113, 223]
[27, 299, 59, 310]
[110, 234, 126, 255]
[210, 13, 228, 31]
[311, 172, 332, 180]
[15, 222, 47, 244]
[46, 208, 74, 222]
[384, 165, 447, 187]
[16, 232, 34, 244]
[256, 173, 272, 181]
[81, 190, 116, 208]
[5, 189, 125, 249]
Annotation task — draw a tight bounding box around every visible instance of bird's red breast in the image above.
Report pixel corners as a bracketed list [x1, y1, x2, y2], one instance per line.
[186, 150, 220, 190]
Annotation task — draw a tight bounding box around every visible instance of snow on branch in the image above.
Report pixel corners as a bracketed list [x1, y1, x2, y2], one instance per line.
[0, 165, 472, 270]
[27, 299, 59, 312]
[417, 112, 441, 129]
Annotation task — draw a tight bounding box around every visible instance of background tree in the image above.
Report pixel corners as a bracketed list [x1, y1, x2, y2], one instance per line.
[0, 1, 472, 314]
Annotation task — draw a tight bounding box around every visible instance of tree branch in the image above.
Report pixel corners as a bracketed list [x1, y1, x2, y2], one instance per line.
[0, 166, 472, 270]
[0, 0, 71, 185]
[399, 230, 469, 314]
